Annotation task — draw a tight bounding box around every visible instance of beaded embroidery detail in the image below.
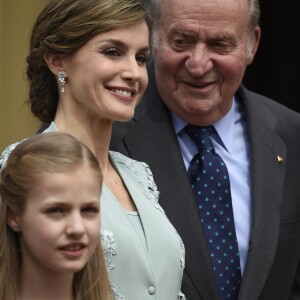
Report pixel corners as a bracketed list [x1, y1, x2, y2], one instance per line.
[100, 228, 125, 300]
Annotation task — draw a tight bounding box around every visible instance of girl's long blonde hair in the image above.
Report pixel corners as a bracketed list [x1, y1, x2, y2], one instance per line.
[0, 132, 112, 300]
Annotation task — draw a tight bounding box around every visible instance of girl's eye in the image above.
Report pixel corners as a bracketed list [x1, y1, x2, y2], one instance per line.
[82, 206, 99, 215]
[45, 207, 64, 217]
[103, 48, 121, 57]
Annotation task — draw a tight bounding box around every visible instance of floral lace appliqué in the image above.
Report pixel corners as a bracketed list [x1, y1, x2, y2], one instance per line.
[110, 151, 163, 212]
[100, 228, 125, 300]
[111, 286, 125, 300]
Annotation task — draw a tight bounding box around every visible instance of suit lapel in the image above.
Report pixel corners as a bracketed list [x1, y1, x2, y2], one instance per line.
[238, 88, 286, 299]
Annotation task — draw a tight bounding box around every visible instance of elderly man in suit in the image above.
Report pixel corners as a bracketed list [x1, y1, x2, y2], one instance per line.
[111, 0, 300, 299]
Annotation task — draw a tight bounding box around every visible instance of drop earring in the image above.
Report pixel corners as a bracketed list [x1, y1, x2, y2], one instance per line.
[57, 71, 66, 93]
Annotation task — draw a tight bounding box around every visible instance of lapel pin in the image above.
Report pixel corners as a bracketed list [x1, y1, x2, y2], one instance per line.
[277, 155, 284, 163]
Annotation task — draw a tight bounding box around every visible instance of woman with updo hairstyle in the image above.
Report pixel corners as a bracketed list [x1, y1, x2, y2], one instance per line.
[26, 0, 152, 124]
[0, 132, 112, 300]
[1, 0, 185, 299]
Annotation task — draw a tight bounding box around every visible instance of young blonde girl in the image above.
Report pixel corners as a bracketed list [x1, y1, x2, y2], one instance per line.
[0, 132, 112, 300]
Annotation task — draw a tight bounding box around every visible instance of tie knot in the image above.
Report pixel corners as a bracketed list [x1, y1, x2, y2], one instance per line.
[185, 125, 214, 150]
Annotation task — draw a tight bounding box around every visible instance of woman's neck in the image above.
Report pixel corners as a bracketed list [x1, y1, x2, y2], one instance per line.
[54, 109, 112, 167]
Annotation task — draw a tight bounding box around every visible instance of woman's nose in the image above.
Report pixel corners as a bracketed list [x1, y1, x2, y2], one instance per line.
[121, 58, 142, 82]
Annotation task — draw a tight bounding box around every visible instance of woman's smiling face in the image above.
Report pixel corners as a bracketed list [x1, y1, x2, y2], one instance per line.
[62, 20, 150, 122]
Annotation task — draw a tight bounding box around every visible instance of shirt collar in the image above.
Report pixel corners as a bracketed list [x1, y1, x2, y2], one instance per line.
[171, 98, 236, 154]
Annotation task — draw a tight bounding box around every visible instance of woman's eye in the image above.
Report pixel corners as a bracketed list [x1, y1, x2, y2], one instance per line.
[103, 48, 121, 57]
[136, 54, 149, 65]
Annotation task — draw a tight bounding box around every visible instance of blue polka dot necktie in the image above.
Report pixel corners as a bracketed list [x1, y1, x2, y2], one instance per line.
[185, 125, 242, 300]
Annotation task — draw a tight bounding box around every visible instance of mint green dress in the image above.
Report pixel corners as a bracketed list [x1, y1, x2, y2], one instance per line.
[101, 151, 185, 300]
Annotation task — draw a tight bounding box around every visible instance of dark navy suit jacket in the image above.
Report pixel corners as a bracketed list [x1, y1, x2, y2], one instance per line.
[111, 64, 300, 300]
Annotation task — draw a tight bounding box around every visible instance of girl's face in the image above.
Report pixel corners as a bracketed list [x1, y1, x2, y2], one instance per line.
[62, 20, 150, 123]
[10, 164, 101, 277]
